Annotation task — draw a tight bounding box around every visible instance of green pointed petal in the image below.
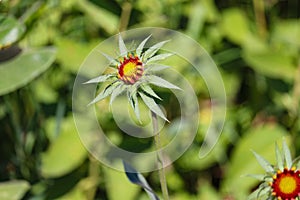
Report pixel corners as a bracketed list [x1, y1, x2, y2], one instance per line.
[131, 91, 141, 123]
[109, 84, 126, 105]
[146, 53, 173, 63]
[84, 74, 115, 84]
[136, 35, 151, 58]
[119, 34, 128, 56]
[244, 174, 267, 181]
[147, 75, 181, 90]
[88, 82, 120, 105]
[247, 186, 270, 200]
[139, 92, 168, 122]
[282, 139, 292, 169]
[99, 51, 119, 66]
[145, 64, 170, 72]
[140, 85, 162, 100]
[142, 40, 170, 61]
[251, 150, 274, 173]
[275, 142, 284, 171]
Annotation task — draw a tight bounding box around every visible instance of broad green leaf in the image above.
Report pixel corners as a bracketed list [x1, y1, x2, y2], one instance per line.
[147, 75, 181, 90]
[41, 116, 87, 178]
[243, 50, 296, 82]
[118, 34, 127, 56]
[222, 124, 289, 199]
[88, 82, 121, 105]
[139, 92, 168, 122]
[251, 151, 274, 173]
[123, 161, 160, 200]
[103, 164, 140, 200]
[140, 84, 161, 100]
[84, 74, 115, 84]
[76, 0, 118, 34]
[146, 53, 173, 63]
[275, 143, 284, 171]
[282, 139, 292, 169]
[142, 40, 169, 61]
[0, 47, 56, 96]
[0, 15, 25, 47]
[273, 19, 300, 49]
[221, 8, 251, 45]
[0, 180, 30, 200]
[55, 38, 99, 73]
[136, 35, 151, 57]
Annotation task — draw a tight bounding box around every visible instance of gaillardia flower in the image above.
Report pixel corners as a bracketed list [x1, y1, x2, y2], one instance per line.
[84, 34, 181, 122]
[248, 140, 300, 200]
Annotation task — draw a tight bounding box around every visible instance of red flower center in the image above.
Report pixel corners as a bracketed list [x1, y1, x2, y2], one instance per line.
[271, 168, 300, 200]
[118, 54, 144, 84]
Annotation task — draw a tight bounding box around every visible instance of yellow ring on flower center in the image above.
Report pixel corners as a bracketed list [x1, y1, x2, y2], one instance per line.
[279, 176, 296, 194]
[123, 62, 138, 77]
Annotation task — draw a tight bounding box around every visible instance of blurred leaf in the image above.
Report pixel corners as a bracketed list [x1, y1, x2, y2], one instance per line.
[103, 164, 140, 200]
[222, 124, 289, 199]
[123, 161, 160, 200]
[243, 49, 296, 82]
[0, 15, 25, 47]
[273, 20, 300, 49]
[55, 38, 99, 73]
[41, 116, 87, 178]
[197, 181, 220, 200]
[76, 0, 118, 34]
[221, 8, 251, 45]
[0, 180, 30, 200]
[0, 47, 56, 96]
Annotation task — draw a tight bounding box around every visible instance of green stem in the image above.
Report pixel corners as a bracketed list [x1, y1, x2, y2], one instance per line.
[119, 1, 132, 32]
[253, 0, 267, 39]
[151, 112, 169, 200]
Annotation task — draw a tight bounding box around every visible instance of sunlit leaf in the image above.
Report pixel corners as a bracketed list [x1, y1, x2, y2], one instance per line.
[0, 180, 30, 200]
[0, 47, 56, 96]
[41, 116, 87, 178]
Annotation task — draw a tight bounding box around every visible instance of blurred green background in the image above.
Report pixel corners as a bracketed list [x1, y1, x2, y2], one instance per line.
[0, 0, 299, 199]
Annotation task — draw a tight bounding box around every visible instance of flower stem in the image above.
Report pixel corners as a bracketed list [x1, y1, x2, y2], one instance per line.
[151, 112, 169, 200]
[253, 0, 267, 39]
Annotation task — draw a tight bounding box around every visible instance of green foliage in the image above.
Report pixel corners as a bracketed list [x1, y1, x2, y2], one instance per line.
[0, 0, 299, 199]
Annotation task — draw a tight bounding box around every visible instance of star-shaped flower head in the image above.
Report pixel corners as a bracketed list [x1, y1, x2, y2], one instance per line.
[248, 139, 300, 200]
[85, 34, 181, 122]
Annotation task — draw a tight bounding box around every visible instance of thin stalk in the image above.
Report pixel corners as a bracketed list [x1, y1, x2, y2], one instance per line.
[253, 0, 267, 39]
[119, 1, 132, 32]
[151, 112, 169, 200]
